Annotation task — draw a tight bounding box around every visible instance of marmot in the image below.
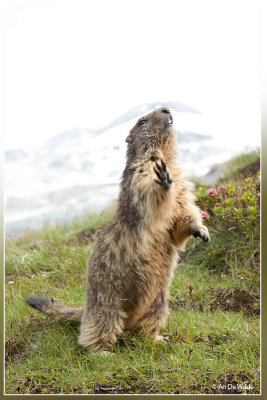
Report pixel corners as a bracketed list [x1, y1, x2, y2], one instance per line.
[25, 107, 210, 350]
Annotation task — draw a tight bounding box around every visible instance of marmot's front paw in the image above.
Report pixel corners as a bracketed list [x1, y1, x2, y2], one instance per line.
[189, 225, 210, 242]
[154, 160, 173, 189]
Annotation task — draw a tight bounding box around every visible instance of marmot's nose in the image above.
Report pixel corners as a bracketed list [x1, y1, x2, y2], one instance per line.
[161, 107, 173, 123]
[161, 108, 171, 114]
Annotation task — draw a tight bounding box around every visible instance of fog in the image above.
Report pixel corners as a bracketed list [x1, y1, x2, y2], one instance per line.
[4, 1, 261, 236]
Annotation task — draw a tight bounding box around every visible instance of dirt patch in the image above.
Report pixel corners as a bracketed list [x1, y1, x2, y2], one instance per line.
[210, 287, 260, 315]
[5, 338, 28, 367]
[211, 369, 258, 394]
[188, 370, 258, 394]
[12, 377, 59, 394]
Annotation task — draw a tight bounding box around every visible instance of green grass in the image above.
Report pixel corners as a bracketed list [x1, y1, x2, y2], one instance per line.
[5, 162, 260, 394]
[221, 147, 260, 181]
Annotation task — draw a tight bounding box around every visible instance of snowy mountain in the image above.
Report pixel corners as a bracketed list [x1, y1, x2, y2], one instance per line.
[5, 101, 234, 237]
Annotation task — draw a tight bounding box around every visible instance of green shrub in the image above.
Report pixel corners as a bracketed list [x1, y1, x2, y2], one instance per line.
[197, 172, 260, 238]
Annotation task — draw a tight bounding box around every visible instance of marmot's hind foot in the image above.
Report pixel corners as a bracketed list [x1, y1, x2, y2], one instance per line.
[154, 334, 171, 343]
[154, 160, 173, 189]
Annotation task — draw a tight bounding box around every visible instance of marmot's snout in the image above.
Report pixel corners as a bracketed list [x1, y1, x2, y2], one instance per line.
[158, 107, 173, 125]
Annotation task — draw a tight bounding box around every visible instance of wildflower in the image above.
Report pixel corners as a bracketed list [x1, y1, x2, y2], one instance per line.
[214, 206, 223, 216]
[201, 211, 209, 218]
[207, 188, 218, 195]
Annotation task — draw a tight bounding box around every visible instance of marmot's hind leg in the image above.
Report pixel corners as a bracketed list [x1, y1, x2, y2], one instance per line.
[133, 291, 169, 339]
[78, 308, 126, 350]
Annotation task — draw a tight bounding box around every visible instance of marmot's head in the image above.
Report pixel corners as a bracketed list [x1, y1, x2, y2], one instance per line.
[125, 107, 177, 163]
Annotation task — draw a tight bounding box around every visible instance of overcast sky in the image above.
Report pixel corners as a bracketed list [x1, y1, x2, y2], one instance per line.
[4, 1, 261, 151]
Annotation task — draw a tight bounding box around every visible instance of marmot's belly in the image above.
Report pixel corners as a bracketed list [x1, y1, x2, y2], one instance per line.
[121, 258, 174, 328]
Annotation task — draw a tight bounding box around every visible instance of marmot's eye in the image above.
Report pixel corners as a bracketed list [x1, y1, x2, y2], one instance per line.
[139, 119, 147, 126]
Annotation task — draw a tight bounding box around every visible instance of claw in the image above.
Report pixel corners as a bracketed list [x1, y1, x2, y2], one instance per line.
[155, 162, 161, 170]
[154, 168, 163, 180]
[161, 160, 167, 171]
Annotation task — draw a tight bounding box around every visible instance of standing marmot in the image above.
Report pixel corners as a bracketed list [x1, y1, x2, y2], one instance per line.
[25, 107, 209, 350]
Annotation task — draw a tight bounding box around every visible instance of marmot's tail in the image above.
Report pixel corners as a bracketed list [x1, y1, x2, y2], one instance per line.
[25, 296, 83, 323]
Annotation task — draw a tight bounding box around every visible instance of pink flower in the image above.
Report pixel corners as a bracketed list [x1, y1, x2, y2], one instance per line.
[207, 188, 218, 195]
[201, 211, 209, 218]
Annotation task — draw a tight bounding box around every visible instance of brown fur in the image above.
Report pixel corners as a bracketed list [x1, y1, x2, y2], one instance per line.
[25, 107, 209, 350]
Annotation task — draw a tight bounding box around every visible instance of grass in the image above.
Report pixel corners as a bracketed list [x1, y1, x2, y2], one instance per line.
[220, 147, 260, 181]
[5, 158, 260, 394]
